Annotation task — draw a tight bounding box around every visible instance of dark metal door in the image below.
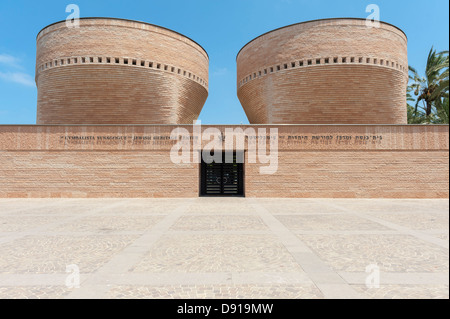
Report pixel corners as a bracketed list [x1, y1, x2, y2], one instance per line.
[201, 152, 244, 196]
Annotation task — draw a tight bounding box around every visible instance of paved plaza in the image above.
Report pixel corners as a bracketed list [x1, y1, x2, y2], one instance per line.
[0, 198, 448, 299]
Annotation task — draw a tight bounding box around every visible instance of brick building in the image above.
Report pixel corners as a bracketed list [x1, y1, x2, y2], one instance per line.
[237, 19, 408, 124]
[0, 18, 448, 198]
[36, 18, 209, 124]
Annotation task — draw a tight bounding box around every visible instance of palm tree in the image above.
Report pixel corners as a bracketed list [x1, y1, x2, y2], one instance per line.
[431, 51, 449, 124]
[434, 96, 449, 124]
[431, 51, 449, 100]
[408, 48, 449, 123]
[407, 86, 429, 124]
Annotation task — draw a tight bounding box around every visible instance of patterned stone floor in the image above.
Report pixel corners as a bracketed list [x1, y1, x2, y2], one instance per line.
[298, 234, 448, 272]
[0, 198, 448, 299]
[352, 285, 450, 299]
[131, 234, 303, 273]
[107, 284, 323, 299]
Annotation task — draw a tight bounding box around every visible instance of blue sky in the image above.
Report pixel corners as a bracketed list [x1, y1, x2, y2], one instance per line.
[0, 0, 448, 124]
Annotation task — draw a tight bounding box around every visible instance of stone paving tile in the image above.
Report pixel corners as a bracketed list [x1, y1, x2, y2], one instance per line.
[0, 235, 137, 274]
[369, 212, 449, 231]
[131, 234, 303, 273]
[170, 215, 268, 231]
[0, 199, 61, 205]
[0, 198, 448, 299]
[67, 199, 127, 205]
[52, 216, 164, 232]
[0, 286, 72, 299]
[186, 200, 256, 215]
[376, 199, 450, 212]
[0, 204, 54, 215]
[298, 234, 449, 272]
[275, 215, 390, 231]
[184, 207, 257, 215]
[331, 199, 447, 214]
[99, 202, 184, 215]
[259, 200, 343, 215]
[0, 216, 69, 232]
[436, 234, 449, 241]
[107, 284, 323, 299]
[0, 203, 35, 213]
[98, 208, 169, 215]
[6, 205, 105, 215]
[352, 285, 449, 299]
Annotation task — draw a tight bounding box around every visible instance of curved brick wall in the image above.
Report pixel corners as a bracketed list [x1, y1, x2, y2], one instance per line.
[237, 18, 408, 124]
[36, 18, 209, 124]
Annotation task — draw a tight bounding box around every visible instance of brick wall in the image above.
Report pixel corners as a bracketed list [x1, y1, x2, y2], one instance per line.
[36, 18, 209, 125]
[0, 125, 448, 198]
[237, 18, 408, 124]
[37, 65, 207, 125]
[246, 151, 449, 198]
[0, 151, 197, 198]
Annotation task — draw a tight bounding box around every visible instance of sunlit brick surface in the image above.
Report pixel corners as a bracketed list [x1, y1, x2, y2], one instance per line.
[237, 19, 408, 124]
[0, 124, 448, 198]
[36, 18, 209, 124]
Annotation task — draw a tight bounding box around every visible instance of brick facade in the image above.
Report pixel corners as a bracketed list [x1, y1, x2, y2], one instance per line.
[237, 18, 408, 124]
[36, 18, 209, 125]
[3, 18, 445, 199]
[0, 125, 448, 198]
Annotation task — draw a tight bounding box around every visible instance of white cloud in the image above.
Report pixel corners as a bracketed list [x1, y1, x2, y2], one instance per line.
[0, 53, 34, 87]
[0, 54, 22, 69]
[0, 71, 35, 87]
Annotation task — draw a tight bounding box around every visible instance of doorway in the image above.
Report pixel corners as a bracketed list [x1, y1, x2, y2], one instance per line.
[200, 152, 244, 196]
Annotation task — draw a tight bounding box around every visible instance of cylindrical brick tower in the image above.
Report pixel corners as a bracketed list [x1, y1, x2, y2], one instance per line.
[36, 18, 209, 124]
[237, 18, 408, 124]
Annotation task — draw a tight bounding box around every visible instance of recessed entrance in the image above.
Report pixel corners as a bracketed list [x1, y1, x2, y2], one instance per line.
[201, 152, 244, 197]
